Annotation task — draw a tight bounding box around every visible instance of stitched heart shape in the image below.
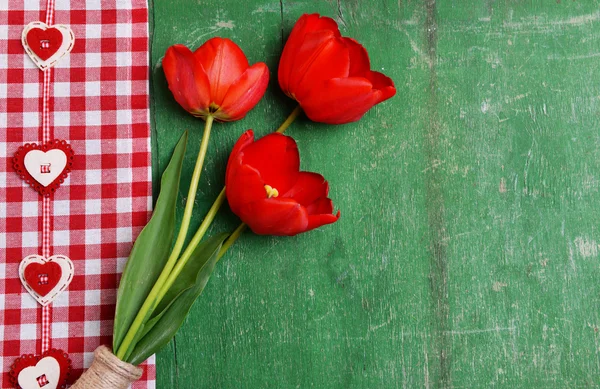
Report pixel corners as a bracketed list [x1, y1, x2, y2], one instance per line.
[19, 255, 74, 306]
[22, 22, 74, 71]
[10, 349, 71, 389]
[13, 140, 74, 196]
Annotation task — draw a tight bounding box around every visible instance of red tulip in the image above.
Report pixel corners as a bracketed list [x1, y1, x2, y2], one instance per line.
[278, 13, 396, 124]
[163, 38, 269, 121]
[225, 130, 340, 236]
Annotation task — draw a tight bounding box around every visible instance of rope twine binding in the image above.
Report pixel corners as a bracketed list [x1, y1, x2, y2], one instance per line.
[71, 346, 142, 389]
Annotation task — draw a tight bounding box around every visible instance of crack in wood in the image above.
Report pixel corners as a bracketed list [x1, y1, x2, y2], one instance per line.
[424, 0, 452, 387]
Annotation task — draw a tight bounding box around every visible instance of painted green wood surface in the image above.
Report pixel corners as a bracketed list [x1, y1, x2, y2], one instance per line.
[148, 1, 600, 387]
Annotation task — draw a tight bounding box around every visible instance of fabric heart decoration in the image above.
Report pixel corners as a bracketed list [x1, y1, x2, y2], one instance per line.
[22, 21, 75, 70]
[26, 27, 63, 60]
[24, 261, 62, 298]
[19, 255, 74, 306]
[9, 349, 71, 389]
[13, 140, 74, 196]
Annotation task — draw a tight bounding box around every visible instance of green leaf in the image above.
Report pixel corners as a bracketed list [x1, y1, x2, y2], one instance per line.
[126, 233, 228, 365]
[112, 132, 188, 352]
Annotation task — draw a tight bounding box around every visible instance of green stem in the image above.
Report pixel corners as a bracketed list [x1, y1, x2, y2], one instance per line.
[217, 223, 247, 262]
[174, 115, 214, 260]
[115, 115, 214, 360]
[152, 188, 227, 309]
[276, 105, 302, 134]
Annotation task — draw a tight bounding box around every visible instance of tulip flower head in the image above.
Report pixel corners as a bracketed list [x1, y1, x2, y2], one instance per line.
[226, 130, 340, 236]
[163, 38, 269, 121]
[278, 13, 396, 124]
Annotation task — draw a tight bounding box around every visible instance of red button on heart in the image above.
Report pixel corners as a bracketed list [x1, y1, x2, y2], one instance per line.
[24, 261, 62, 297]
[26, 27, 63, 61]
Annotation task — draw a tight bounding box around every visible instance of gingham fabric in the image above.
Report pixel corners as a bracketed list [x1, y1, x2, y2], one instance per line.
[0, 1, 154, 388]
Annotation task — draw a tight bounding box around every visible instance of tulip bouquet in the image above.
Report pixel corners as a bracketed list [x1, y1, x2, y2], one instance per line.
[72, 13, 395, 388]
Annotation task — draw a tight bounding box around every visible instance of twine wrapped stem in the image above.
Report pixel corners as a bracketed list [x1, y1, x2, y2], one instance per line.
[71, 346, 142, 389]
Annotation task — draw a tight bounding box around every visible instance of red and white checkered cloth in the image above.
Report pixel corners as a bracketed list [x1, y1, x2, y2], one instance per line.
[0, 1, 154, 388]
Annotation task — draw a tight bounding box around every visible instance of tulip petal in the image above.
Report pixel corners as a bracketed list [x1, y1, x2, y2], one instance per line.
[305, 197, 335, 215]
[279, 13, 341, 95]
[283, 172, 329, 206]
[366, 71, 397, 102]
[305, 197, 340, 231]
[226, 163, 268, 215]
[342, 37, 371, 77]
[163, 44, 211, 116]
[307, 212, 340, 232]
[300, 77, 375, 124]
[292, 35, 350, 101]
[225, 130, 267, 214]
[241, 198, 309, 236]
[301, 76, 396, 124]
[225, 130, 255, 188]
[194, 37, 249, 105]
[216, 62, 269, 121]
[241, 133, 300, 194]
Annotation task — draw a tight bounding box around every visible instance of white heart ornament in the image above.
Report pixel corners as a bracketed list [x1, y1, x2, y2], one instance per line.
[24, 149, 67, 187]
[22, 21, 75, 71]
[19, 254, 74, 306]
[18, 356, 60, 389]
[13, 140, 74, 196]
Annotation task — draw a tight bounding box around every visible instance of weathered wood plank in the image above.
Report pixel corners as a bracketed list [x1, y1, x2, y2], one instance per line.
[433, 1, 600, 387]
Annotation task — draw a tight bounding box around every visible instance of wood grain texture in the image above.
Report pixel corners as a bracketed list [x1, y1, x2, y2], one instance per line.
[149, 0, 600, 387]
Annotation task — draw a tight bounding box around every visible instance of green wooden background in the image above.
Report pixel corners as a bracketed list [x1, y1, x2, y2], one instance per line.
[148, 1, 600, 387]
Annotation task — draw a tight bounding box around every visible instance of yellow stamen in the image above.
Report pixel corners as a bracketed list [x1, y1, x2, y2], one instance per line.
[264, 185, 279, 199]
